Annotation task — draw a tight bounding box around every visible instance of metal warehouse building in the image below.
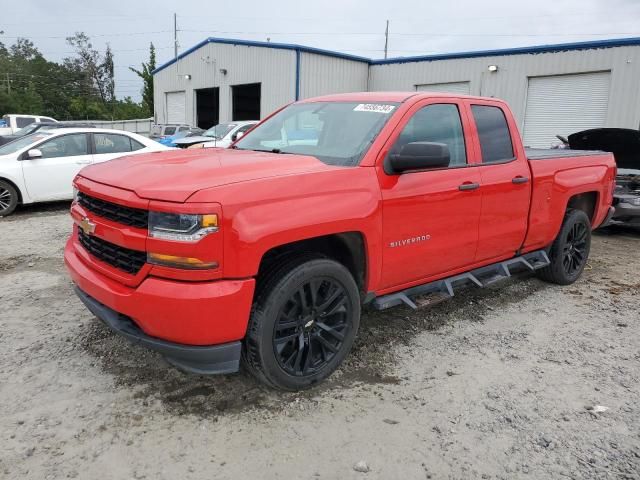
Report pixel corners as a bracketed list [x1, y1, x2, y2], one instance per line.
[153, 36, 640, 147]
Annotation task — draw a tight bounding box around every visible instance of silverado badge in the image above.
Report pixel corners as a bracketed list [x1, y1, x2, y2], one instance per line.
[79, 217, 96, 235]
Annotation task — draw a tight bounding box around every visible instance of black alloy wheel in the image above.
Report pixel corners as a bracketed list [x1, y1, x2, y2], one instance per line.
[538, 208, 591, 285]
[243, 256, 361, 390]
[273, 278, 350, 376]
[562, 221, 588, 276]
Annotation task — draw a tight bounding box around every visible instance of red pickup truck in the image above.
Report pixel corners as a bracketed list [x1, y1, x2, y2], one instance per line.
[65, 92, 616, 390]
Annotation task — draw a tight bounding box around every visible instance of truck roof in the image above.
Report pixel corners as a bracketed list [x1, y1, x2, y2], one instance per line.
[298, 91, 501, 104]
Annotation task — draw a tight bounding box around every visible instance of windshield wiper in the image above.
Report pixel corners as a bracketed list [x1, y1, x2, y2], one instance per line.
[232, 147, 288, 154]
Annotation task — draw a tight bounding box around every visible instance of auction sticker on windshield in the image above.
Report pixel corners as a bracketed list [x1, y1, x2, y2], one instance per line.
[353, 104, 396, 114]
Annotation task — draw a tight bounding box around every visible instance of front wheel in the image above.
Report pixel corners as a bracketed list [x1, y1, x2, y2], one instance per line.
[538, 209, 591, 285]
[243, 257, 361, 390]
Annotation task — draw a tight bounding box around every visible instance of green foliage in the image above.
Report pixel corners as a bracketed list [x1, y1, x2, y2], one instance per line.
[129, 43, 156, 117]
[0, 34, 148, 121]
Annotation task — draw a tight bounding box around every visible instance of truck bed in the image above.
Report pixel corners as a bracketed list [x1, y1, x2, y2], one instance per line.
[525, 148, 605, 160]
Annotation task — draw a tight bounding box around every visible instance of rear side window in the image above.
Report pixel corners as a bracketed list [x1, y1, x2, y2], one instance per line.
[471, 105, 514, 163]
[164, 126, 176, 135]
[94, 133, 135, 154]
[16, 117, 35, 128]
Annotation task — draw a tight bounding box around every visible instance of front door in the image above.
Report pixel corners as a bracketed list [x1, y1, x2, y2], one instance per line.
[377, 101, 482, 290]
[21, 133, 92, 201]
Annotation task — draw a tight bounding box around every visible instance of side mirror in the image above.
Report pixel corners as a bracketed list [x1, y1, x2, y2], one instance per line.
[387, 142, 450, 174]
[27, 148, 43, 159]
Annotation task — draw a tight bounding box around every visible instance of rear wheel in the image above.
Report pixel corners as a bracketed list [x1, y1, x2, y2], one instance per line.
[243, 256, 360, 390]
[538, 209, 591, 285]
[0, 180, 18, 217]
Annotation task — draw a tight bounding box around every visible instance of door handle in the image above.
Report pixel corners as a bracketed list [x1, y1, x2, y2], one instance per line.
[458, 182, 480, 191]
[512, 176, 530, 184]
[75, 160, 92, 165]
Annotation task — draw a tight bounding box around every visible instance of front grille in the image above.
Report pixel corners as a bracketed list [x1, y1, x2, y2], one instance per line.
[78, 192, 148, 229]
[78, 230, 146, 275]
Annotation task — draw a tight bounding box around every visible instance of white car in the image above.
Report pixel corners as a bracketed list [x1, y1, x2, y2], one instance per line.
[0, 128, 170, 216]
[173, 121, 258, 149]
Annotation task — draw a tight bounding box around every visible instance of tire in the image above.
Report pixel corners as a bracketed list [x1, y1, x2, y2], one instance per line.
[537, 209, 591, 285]
[243, 255, 361, 390]
[0, 180, 19, 217]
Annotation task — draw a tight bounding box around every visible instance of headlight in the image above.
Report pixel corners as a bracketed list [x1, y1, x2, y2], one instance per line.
[148, 211, 218, 242]
[626, 197, 640, 206]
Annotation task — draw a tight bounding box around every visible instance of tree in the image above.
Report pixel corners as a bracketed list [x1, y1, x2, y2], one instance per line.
[0, 34, 147, 121]
[129, 43, 155, 117]
[65, 32, 115, 106]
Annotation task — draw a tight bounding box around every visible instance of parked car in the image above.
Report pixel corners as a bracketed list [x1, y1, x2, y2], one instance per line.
[65, 92, 615, 390]
[0, 128, 170, 216]
[150, 124, 192, 140]
[0, 114, 58, 136]
[174, 121, 258, 149]
[561, 128, 639, 227]
[157, 127, 205, 147]
[0, 122, 96, 146]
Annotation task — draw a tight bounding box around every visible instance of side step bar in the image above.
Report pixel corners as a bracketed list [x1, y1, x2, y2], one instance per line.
[371, 249, 550, 311]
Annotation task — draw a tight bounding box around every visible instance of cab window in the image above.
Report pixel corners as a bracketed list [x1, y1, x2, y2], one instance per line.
[471, 105, 514, 163]
[16, 117, 35, 128]
[391, 103, 467, 167]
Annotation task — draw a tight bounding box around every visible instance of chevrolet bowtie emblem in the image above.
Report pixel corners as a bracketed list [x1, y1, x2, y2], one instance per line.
[79, 217, 96, 235]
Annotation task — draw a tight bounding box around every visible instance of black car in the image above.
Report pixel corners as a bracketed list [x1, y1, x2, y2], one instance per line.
[0, 122, 96, 146]
[567, 128, 640, 227]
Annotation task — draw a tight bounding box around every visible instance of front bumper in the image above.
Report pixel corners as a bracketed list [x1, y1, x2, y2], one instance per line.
[75, 287, 242, 374]
[610, 199, 640, 226]
[65, 236, 256, 373]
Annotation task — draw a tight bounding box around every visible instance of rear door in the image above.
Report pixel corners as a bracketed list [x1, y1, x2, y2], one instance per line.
[21, 133, 92, 201]
[92, 132, 144, 164]
[465, 101, 531, 263]
[377, 100, 482, 290]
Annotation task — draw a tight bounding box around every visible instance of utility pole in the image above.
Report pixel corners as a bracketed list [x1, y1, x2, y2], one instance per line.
[6, 73, 10, 95]
[384, 20, 389, 59]
[173, 13, 178, 59]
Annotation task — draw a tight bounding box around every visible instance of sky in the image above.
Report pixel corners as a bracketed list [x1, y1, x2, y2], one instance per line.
[2, 0, 640, 100]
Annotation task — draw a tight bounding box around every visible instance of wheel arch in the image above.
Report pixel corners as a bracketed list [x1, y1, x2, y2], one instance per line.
[0, 176, 24, 204]
[566, 191, 598, 224]
[256, 232, 368, 298]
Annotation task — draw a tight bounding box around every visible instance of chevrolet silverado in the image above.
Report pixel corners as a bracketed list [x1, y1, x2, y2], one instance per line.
[65, 92, 616, 390]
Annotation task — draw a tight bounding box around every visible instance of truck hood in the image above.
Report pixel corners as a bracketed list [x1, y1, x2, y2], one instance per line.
[77, 148, 332, 202]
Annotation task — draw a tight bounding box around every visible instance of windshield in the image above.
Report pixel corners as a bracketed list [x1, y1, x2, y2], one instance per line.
[0, 132, 52, 156]
[204, 123, 236, 139]
[233, 102, 398, 166]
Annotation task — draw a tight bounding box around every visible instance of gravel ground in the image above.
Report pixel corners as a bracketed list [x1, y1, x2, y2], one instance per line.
[1, 202, 639, 480]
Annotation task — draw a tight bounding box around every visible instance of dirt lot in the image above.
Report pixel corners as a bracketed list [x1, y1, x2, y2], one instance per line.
[1, 203, 639, 480]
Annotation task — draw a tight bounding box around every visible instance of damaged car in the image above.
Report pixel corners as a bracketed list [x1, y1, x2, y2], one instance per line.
[564, 128, 640, 227]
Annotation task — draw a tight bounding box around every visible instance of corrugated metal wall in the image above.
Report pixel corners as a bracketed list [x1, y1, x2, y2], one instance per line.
[153, 43, 296, 125]
[369, 46, 640, 132]
[298, 52, 369, 99]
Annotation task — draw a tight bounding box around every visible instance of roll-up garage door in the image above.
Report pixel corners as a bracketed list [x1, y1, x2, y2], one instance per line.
[166, 91, 186, 124]
[523, 72, 611, 148]
[416, 82, 470, 95]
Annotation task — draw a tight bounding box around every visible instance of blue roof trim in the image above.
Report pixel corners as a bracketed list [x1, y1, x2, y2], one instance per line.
[152, 37, 370, 74]
[371, 36, 640, 65]
[152, 36, 640, 74]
